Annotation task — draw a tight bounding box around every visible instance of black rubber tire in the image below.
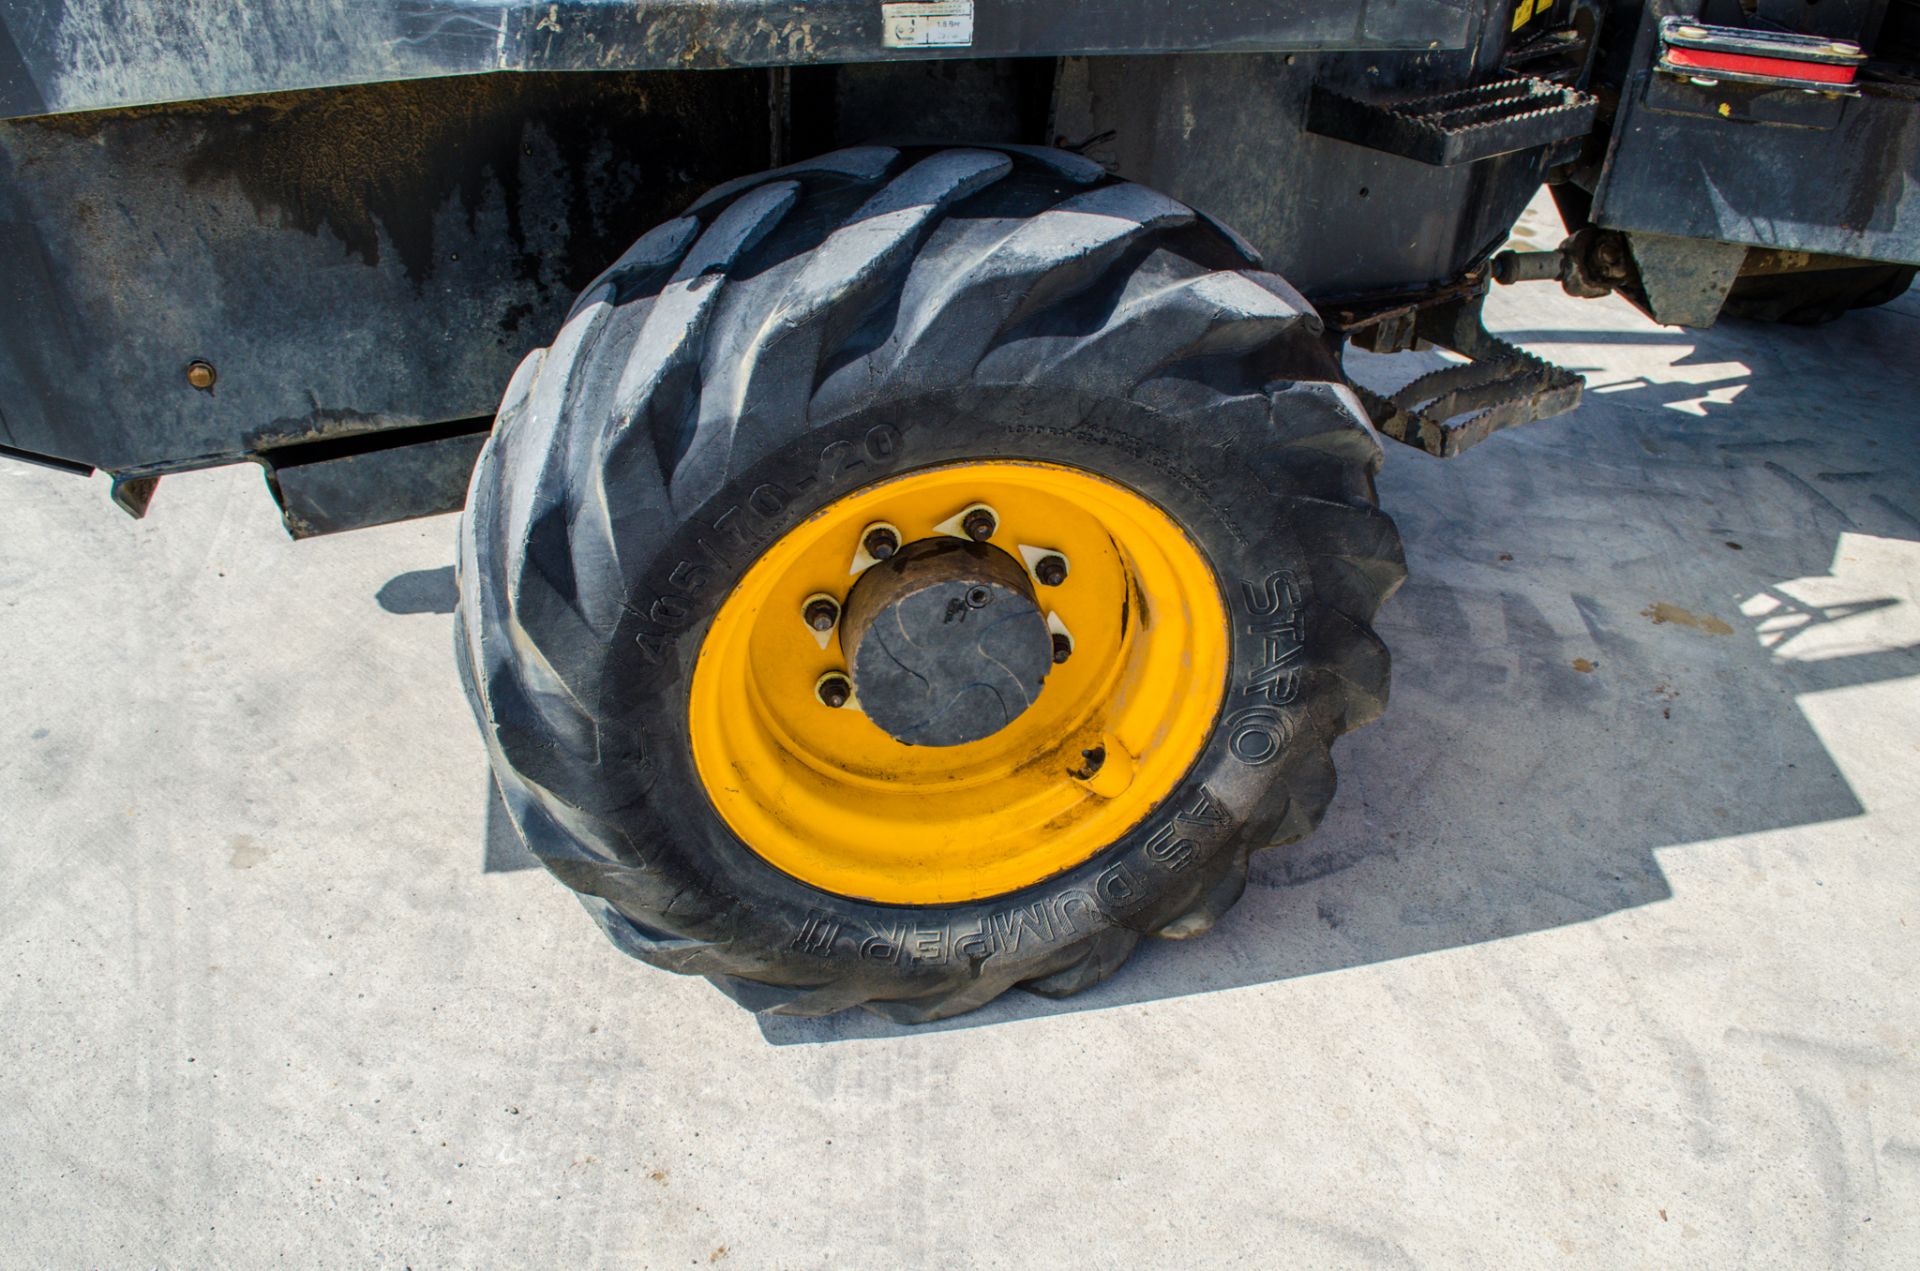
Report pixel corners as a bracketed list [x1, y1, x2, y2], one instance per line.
[455, 145, 1405, 1022]
[1721, 263, 1917, 326]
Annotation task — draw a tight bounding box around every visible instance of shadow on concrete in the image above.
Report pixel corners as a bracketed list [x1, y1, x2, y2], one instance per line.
[749, 289, 1920, 1043]
[373, 566, 538, 872]
[376, 565, 457, 615]
[483, 779, 541, 873]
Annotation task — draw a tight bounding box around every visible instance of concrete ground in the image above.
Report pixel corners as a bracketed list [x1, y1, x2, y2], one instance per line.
[3, 203, 1918, 1267]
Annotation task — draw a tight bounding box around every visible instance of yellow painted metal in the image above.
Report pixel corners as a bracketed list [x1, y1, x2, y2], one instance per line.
[689, 461, 1228, 904]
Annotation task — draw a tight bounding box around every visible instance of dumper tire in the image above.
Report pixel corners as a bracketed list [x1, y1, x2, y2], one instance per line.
[455, 145, 1404, 1022]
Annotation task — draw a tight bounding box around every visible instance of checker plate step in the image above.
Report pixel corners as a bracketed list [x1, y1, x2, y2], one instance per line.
[1307, 75, 1598, 167]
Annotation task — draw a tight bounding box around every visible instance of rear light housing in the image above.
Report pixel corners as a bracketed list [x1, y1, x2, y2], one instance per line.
[1657, 17, 1866, 92]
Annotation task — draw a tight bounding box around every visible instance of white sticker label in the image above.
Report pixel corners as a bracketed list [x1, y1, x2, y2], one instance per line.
[881, 0, 975, 48]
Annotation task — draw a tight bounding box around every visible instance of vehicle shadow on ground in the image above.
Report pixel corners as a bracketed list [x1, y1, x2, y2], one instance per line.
[754, 289, 1920, 1044]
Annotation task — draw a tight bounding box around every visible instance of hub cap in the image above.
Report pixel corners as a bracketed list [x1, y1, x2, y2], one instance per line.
[840, 537, 1054, 747]
[688, 461, 1229, 904]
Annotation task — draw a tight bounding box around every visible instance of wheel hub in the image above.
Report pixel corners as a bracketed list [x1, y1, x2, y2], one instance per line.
[840, 538, 1053, 747]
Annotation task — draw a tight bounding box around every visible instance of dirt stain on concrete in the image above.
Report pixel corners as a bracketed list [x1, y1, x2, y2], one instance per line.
[229, 835, 273, 869]
[1642, 603, 1733, 636]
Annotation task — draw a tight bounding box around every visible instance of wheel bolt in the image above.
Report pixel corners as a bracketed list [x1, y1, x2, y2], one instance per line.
[1051, 633, 1072, 664]
[864, 526, 899, 561]
[966, 586, 991, 609]
[962, 508, 997, 541]
[804, 597, 839, 631]
[1034, 554, 1068, 587]
[816, 673, 852, 709]
[185, 360, 217, 391]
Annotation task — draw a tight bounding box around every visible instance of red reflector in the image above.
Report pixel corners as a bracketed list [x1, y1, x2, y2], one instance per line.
[1665, 45, 1857, 85]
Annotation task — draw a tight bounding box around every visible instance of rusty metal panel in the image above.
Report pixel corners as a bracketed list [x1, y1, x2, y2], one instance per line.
[0, 71, 770, 473]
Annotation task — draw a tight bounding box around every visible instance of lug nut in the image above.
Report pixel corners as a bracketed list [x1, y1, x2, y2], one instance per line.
[1034, 554, 1068, 587]
[816, 673, 852, 709]
[863, 526, 899, 561]
[966, 586, 992, 609]
[185, 360, 217, 391]
[804, 597, 839, 631]
[1070, 744, 1106, 781]
[1051, 633, 1072, 664]
[962, 508, 997, 541]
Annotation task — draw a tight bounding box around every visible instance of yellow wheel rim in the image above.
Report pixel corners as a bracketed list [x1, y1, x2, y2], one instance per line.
[689, 461, 1229, 904]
